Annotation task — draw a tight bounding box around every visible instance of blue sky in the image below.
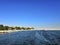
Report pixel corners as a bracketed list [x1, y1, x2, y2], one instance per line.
[0, 0, 60, 29]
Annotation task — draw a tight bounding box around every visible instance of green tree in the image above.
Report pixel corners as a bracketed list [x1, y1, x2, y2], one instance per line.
[4, 26, 9, 30]
[10, 27, 15, 30]
[0, 24, 34, 30]
[15, 26, 21, 30]
[26, 27, 34, 30]
[0, 24, 4, 30]
[26, 27, 31, 30]
[21, 27, 26, 30]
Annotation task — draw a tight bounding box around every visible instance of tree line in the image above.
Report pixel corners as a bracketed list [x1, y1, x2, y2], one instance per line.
[0, 24, 34, 30]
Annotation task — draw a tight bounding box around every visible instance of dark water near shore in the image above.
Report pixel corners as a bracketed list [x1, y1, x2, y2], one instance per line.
[0, 30, 60, 45]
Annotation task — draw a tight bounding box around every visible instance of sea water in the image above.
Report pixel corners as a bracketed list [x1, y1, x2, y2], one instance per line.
[0, 30, 60, 45]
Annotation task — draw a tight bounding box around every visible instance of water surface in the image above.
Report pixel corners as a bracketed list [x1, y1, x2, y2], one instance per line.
[0, 30, 60, 45]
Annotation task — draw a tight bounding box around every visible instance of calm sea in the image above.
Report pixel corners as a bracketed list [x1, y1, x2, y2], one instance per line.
[0, 30, 60, 45]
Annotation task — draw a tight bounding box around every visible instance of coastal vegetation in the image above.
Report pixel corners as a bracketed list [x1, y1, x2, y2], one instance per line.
[0, 24, 34, 30]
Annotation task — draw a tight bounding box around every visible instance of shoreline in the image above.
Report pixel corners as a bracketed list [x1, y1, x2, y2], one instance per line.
[0, 30, 60, 34]
[0, 30, 35, 34]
